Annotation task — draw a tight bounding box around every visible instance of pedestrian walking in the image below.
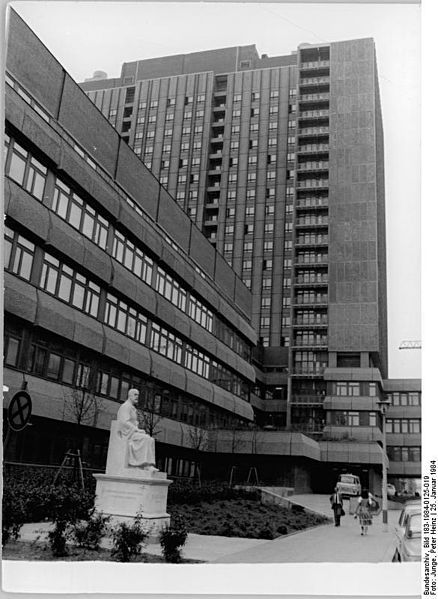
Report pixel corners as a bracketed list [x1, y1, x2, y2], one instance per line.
[329, 486, 344, 527]
[354, 489, 373, 535]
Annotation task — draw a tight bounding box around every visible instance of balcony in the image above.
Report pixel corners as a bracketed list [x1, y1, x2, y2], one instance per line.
[294, 297, 328, 307]
[208, 166, 222, 175]
[297, 180, 329, 189]
[298, 126, 329, 137]
[296, 216, 328, 226]
[300, 60, 330, 70]
[300, 76, 330, 86]
[297, 144, 329, 155]
[296, 257, 328, 266]
[204, 218, 218, 227]
[295, 235, 328, 246]
[209, 151, 222, 159]
[290, 394, 326, 406]
[207, 182, 221, 192]
[292, 365, 326, 376]
[296, 197, 328, 209]
[299, 93, 330, 102]
[293, 320, 328, 328]
[297, 161, 329, 172]
[293, 339, 328, 349]
[299, 109, 329, 118]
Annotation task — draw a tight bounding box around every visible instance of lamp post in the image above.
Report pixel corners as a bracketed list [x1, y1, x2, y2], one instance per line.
[377, 398, 391, 532]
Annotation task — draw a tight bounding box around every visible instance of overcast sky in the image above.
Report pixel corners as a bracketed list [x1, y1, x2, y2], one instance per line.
[10, 1, 421, 379]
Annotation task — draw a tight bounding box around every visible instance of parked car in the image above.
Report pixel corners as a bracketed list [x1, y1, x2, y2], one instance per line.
[336, 474, 361, 497]
[393, 501, 421, 560]
[396, 511, 421, 562]
[387, 483, 397, 498]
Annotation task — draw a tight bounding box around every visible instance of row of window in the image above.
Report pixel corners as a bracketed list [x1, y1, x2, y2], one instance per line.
[329, 382, 378, 397]
[387, 392, 421, 407]
[326, 410, 378, 427]
[4, 136, 250, 359]
[5, 229, 250, 400]
[387, 446, 421, 462]
[4, 322, 246, 431]
[386, 419, 421, 434]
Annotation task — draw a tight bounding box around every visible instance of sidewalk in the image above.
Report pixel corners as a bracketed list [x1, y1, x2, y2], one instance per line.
[212, 494, 401, 563]
[15, 494, 402, 563]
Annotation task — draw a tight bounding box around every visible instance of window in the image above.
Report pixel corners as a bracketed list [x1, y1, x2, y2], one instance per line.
[228, 173, 237, 183]
[264, 241, 273, 252]
[231, 125, 240, 134]
[283, 258, 293, 269]
[196, 110, 204, 118]
[249, 139, 258, 149]
[4, 227, 35, 281]
[148, 115, 156, 123]
[40, 252, 100, 317]
[245, 223, 254, 234]
[197, 94, 206, 102]
[224, 243, 233, 253]
[242, 260, 252, 271]
[146, 130, 155, 139]
[251, 107, 259, 117]
[192, 157, 201, 167]
[252, 91, 260, 101]
[112, 230, 153, 285]
[165, 112, 174, 121]
[185, 344, 210, 378]
[262, 278, 272, 289]
[265, 223, 274, 234]
[6, 140, 47, 201]
[260, 316, 270, 328]
[194, 125, 203, 134]
[285, 222, 293, 233]
[178, 174, 187, 184]
[269, 121, 278, 130]
[232, 109, 241, 118]
[282, 296, 291, 308]
[233, 93, 242, 102]
[250, 123, 259, 133]
[282, 315, 291, 327]
[189, 297, 213, 332]
[151, 323, 183, 364]
[52, 179, 109, 249]
[261, 297, 271, 309]
[263, 259, 273, 270]
[270, 90, 279, 99]
[184, 111, 192, 119]
[248, 156, 257, 165]
[226, 207, 235, 218]
[247, 189, 256, 200]
[225, 224, 234, 235]
[230, 141, 239, 150]
[227, 190, 236, 201]
[348, 412, 359, 426]
[265, 205, 275, 216]
[245, 206, 255, 217]
[185, 96, 193, 105]
[247, 172, 256, 183]
[369, 412, 377, 427]
[159, 175, 168, 185]
[267, 171, 276, 181]
[244, 241, 253, 252]
[285, 204, 294, 214]
[155, 267, 187, 311]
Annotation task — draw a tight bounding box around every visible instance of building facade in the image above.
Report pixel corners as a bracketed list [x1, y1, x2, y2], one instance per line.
[3, 11, 420, 492]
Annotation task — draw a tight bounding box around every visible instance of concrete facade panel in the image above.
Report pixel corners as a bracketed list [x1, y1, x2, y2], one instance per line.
[35, 291, 76, 341]
[188, 224, 216, 278]
[58, 75, 119, 176]
[5, 180, 50, 243]
[102, 326, 133, 367]
[7, 11, 64, 116]
[58, 144, 99, 201]
[20, 103, 62, 167]
[46, 213, 86, 268]
[115, 141, 160, 219]
[157, 187, 191, 253]
[4, 273, 37, 324]
[83, 244, 112, 286]
[72, 310, 105, 354]
[5, 91, 26, 133]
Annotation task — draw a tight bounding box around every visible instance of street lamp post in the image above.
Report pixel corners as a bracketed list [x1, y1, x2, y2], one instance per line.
[377, 398, 391, 532]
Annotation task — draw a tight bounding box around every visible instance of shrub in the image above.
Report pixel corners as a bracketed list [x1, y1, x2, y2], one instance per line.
[277, 525, 288, 535]
[159, 514, 188, 563]
[72, 510, 111, 550]
[111, 515, 148, 562]
[259, 526, 274, 540]
[2, 485, 27, 546]
[48, 520, 71, 557]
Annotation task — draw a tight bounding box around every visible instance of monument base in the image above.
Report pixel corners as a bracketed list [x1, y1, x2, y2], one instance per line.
[94, 472, 172, 537]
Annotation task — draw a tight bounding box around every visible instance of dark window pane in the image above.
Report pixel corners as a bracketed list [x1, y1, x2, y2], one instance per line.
[5, 337, 20, 366]
[61, 359, 75, 385]
[32, 346, 46, 375]
[47, 353, 61, 379]
[8, 153, 26, 185]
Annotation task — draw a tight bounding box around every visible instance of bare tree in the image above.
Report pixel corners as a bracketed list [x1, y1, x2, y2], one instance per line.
[62, 365, 103, 444]
[183, 423, 210, 486]
[137, 391, 163, 438]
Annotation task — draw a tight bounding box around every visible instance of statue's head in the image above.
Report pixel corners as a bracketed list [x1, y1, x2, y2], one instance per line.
[128, 388, 139, 405]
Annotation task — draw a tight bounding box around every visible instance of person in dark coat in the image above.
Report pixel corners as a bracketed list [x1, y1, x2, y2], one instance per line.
[329, 486, 344, 527]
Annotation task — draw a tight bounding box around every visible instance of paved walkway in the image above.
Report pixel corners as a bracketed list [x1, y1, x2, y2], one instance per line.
[15, 494, 402, 563]
[213, 494, 401, 563]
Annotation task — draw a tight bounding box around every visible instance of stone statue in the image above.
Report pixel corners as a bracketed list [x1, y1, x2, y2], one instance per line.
[116, 388, 156, 470]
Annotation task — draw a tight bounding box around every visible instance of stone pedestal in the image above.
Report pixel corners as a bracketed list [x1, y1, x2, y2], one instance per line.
[94, 421, 172, 536]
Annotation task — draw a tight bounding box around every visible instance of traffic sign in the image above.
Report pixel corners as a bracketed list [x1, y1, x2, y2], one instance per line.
[8, 390, 32, 432]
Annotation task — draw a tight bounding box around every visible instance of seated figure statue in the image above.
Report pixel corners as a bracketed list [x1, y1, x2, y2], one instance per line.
[116, 388, 157, 470]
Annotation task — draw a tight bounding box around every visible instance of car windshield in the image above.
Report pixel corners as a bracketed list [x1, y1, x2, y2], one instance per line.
[340, 476, 355, 484]
[407, 514, 422, 538]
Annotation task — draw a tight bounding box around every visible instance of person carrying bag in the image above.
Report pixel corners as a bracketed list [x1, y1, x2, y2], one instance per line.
[329, 486, 345, 527]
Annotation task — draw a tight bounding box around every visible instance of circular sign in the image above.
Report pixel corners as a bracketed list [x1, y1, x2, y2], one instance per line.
[8, 391, 32, 432]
